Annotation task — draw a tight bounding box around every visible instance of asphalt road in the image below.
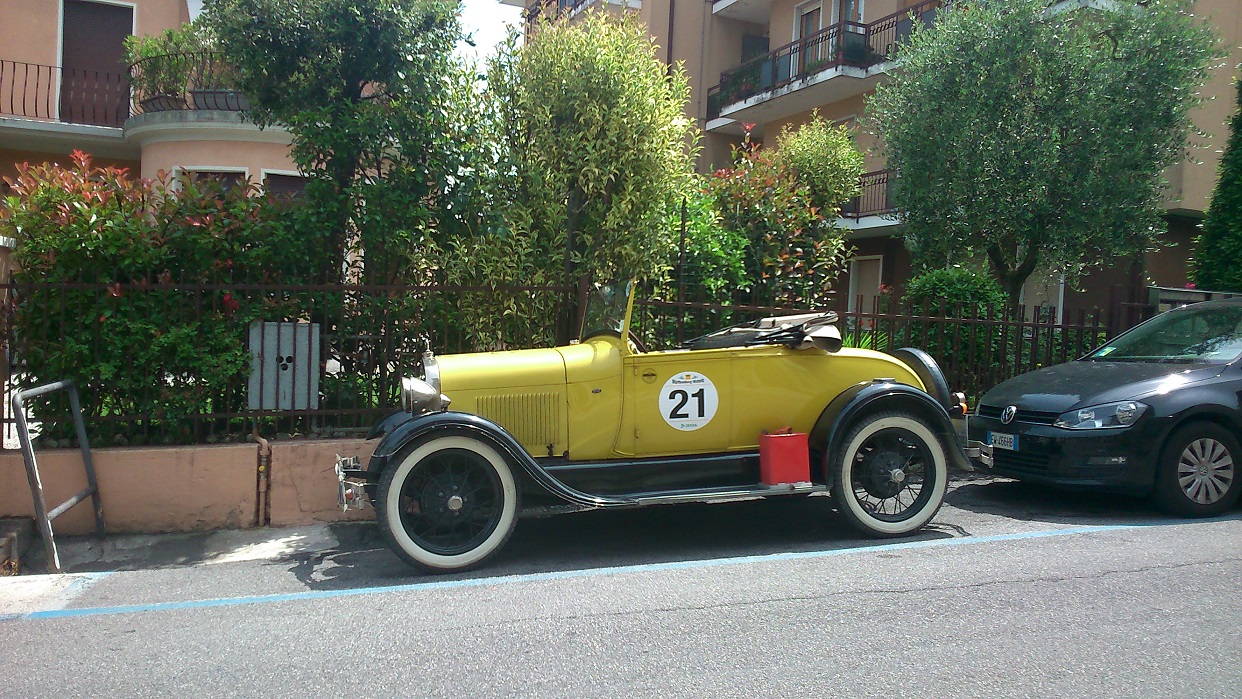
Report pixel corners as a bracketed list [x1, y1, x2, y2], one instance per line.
[2, 476, 1240, 698]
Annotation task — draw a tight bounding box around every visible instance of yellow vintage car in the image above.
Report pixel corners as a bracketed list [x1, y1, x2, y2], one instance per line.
[338, 282, 971, 573]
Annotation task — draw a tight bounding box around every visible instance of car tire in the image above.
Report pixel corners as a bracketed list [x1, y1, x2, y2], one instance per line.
[376, 434, 519, 573]
[1151, 422, 1239, 518]
[830, 411, 948, 537]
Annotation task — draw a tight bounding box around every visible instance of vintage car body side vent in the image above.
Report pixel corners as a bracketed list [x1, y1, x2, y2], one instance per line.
[476, 393, 560, 450]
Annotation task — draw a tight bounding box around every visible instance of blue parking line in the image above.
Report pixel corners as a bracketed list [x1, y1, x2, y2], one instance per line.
[12, 517, 1238, 622]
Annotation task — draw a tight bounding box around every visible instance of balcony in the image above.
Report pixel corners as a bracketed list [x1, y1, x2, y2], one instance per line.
[707, 1, 939, 130]
[1, 59, 129, 127]
[128, 51, 251, 116]
[523, 0, 641, 26]
[839, 169, 897, 231]
[711, 0, 773, 24]
[0, 59, 137, 159]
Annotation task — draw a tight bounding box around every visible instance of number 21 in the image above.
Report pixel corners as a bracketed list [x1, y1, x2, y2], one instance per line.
[668, 388, 705, 419]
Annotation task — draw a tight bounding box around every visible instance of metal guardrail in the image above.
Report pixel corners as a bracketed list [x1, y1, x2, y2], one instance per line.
[0, 59, 129, 127]
[13, 379, 104, 574]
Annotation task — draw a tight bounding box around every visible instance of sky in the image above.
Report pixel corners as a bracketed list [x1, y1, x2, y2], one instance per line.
[186, 0, 523, 62]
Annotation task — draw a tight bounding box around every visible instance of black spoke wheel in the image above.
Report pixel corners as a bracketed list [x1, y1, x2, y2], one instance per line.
[831, 411, 947, 537]
[377, 435, 519, 573]
[1152, 422, 1241, 518]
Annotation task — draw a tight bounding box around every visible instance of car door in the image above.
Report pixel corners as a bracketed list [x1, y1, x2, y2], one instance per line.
[622, 348, 734, 457]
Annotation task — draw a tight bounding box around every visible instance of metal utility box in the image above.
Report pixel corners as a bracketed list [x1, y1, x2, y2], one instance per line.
[248, 322, 320, 410]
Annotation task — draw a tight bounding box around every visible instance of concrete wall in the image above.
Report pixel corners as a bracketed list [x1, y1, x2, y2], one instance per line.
[138, 137, 297, 184]
[0, 438, 379, 536]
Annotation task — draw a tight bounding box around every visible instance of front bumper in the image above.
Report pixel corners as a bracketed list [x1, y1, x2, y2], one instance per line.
[966, 415, 1162, 495]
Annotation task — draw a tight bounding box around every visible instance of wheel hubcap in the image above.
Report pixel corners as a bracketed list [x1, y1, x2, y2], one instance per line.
[1177, 438, 1234, 505]
[850, 427, 934, 521]
[399, 448, 503, 556]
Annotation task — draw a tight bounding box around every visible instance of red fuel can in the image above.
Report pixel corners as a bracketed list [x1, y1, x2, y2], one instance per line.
[759, 430, 810, 485]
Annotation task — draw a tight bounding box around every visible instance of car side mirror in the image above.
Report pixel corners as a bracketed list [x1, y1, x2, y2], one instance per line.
[803, 324, 842, 353]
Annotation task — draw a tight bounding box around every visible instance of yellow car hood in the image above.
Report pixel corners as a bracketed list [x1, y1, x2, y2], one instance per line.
[437, 347, 567, 393]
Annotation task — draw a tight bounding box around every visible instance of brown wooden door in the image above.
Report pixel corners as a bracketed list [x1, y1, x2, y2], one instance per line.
[60, 0, 132, 126]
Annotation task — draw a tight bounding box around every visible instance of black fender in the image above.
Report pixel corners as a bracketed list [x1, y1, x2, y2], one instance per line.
[366, 410, 413, 440]
[365, 410, 637, 509]
[888, 347, 954, 414]
[809, 379, 972, 490]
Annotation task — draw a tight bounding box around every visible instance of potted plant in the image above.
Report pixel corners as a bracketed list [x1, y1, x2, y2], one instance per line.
[124, 29, 192, 112]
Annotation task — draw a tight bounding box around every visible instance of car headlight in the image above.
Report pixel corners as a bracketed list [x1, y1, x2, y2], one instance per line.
[401, 351, 447, 414]
[1054, 401, 1148, 429]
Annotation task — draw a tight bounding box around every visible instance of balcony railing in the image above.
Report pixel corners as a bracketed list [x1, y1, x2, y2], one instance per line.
[523, 0, 595, 25]
[1, 60, 129, 127]
[707, 0, 941, 120]
[840, 169, 895, 220]
[129, 51, 250, 116]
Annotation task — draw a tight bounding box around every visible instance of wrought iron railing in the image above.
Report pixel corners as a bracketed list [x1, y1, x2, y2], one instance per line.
[0, 59, 129, 127]
[840, 169, 894, 220]
[708, 0, 941, 119]
[128, 50, 250, 115]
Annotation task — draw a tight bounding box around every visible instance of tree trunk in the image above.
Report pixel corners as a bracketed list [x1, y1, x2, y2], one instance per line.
[987, 242, 1040, 316]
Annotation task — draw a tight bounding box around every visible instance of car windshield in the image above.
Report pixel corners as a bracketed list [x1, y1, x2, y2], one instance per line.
[1086, 304, 1242, 364]
[579, 281, 632, 340]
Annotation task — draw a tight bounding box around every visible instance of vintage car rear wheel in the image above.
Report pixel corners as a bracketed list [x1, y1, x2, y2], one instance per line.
[830, 411, 947, 537]
[1152, 422, 1239, 518]
[376, 435, 519, 573]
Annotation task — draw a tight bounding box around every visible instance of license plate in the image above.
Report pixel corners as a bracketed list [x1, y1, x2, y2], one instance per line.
[988, 432, 1018, 451]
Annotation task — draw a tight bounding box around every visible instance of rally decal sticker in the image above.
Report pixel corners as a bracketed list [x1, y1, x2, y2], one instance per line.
[659, 371, 719, 431]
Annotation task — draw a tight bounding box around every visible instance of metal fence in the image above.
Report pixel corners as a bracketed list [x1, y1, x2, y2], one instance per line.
[2, 281, 572, 446]
[2, 276, 1157, 447]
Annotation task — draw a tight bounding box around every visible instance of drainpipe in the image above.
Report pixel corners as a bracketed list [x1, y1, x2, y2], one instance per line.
[253, 431, 272, 527]
[665, 0, 677, 71]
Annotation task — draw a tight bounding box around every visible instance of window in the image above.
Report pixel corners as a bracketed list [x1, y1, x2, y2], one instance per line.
[264, 173, 308, 199]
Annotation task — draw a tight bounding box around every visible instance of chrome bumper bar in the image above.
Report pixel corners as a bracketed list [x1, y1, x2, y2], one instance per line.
[335, 454, 371, 512]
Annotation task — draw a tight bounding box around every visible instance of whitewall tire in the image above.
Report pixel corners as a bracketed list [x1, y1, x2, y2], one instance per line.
[830, 411, 948, 537]
[376, 435, 519, 573]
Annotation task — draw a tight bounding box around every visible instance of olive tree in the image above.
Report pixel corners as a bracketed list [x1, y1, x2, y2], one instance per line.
[1191, 74, 1242, 293]
[203, 0, 462, 283]
[486, 13, 698, 285]
[867, 0, 1221, 305]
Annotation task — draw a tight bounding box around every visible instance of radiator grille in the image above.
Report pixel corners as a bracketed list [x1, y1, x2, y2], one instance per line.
[476, 393, 560, 448]
[978, 404, 1060, 425]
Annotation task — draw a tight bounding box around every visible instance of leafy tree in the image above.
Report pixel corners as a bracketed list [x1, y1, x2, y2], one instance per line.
[486, 13, 698, 285]
[1191, 74, 1242, 292]
[203, 0, 463, 283]
[867, 0, 1222, 306]
[708, 116, 862, 308]
[777, 110, 864, 217]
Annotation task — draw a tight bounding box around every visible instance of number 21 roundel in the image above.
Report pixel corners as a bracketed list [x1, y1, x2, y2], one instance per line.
[659, 371, 719, 431]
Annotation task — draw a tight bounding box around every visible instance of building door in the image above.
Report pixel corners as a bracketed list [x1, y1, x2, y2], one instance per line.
[60, 0, 132, 126]
[848, 256, 884, 315]
[795, 3, 823, 77]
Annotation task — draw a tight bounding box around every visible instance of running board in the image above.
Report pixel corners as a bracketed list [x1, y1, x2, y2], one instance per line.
[628, 482, 827, 507]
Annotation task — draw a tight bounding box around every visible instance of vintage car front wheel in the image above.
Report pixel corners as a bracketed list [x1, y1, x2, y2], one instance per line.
[376, 435, 519, 573]
[830, 411, 948, 537]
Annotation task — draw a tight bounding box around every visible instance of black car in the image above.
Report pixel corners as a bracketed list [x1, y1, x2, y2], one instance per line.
[969, 298, 1241, 516]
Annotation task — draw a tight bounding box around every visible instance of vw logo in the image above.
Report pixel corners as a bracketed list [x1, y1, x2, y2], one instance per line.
[1000, 405, 1018, 425]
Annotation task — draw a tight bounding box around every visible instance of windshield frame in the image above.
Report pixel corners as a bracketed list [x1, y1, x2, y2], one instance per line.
[578, 280, 635, 344]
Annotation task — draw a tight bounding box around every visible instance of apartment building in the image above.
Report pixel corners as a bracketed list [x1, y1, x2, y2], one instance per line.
[515, 0, 1241, 316]
[0, 0, 300, 198]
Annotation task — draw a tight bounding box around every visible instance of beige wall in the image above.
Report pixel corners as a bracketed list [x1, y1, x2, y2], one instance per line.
[0, 439, 380, 535]
[1172, 0, 1241, 214]
[139, 138, 297, 184]
[0, 444, 257, 536]
[1, 148, 140, 180]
